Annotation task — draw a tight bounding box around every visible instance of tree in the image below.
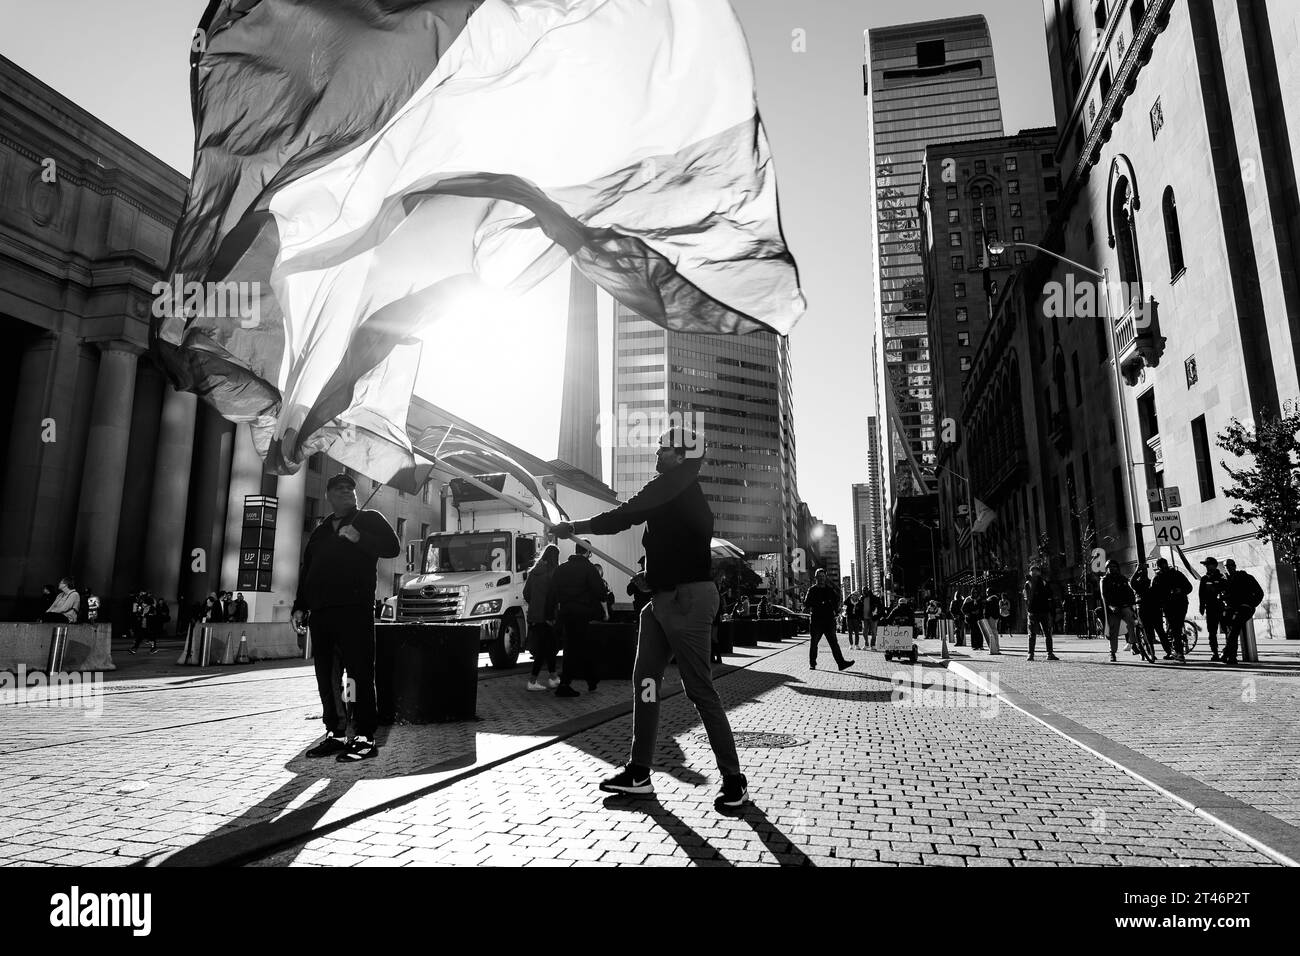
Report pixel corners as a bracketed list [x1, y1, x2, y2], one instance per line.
[1217, 410, 1300, 570]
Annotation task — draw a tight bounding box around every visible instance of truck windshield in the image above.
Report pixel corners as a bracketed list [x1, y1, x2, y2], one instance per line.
[424, 533, 512, 573]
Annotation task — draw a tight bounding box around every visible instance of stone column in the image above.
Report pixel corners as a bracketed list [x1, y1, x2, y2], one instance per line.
[265, 466, 307, 623]
[142, 387, 198, 622]
[70, 342, 142, 598]
[220, 423, 267, 592]
[181, 404, 234, 613]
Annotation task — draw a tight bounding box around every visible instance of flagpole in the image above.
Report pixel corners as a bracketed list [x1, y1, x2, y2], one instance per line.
[414, 450, 639, 579]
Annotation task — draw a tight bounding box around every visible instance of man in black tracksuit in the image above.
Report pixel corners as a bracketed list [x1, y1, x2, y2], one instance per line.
[551, 544, 607, 697]
[553, 427, 748, 812]
[1151, 557, 1194, 661]
[806, 568, 852, 670]
[1198, 557, 1226, 661]
[293, 473, 400, 762]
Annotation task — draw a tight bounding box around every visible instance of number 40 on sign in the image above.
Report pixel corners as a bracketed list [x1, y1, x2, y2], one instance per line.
[1152, 511, 1183, 546]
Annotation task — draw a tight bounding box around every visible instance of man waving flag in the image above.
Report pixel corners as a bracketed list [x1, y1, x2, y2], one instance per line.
[154, 0, 804, 484]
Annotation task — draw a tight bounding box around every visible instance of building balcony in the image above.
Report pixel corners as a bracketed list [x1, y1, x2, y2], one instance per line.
[1048, 409, 1072, 455]
[1114, 295, 1166, 385]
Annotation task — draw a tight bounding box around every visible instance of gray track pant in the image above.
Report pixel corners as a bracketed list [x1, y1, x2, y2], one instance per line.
[631, 582, 741, 777]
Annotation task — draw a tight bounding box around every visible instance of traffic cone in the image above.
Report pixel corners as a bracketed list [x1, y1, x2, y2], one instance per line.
[235, 631, 251, 664]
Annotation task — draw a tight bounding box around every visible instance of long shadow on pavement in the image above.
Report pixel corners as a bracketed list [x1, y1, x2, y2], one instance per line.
[600, 795, 815, 867]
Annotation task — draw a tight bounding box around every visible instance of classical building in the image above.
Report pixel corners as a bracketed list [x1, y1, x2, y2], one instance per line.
[958, 0, 1300, 635]
[0, 55, 622, 632]
[919, 128, 1059, 586]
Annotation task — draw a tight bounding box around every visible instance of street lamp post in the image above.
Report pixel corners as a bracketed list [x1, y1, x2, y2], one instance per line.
[989, 240, 1146, 567]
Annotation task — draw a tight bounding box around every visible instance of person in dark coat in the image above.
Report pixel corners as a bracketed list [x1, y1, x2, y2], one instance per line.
[1022, 566, 1058, 661]
[1130, 564, 1170, 658]
[523, 544, 561, 691]
[948, 592, 966, 647]
[231, 592, 249, 623]
[292, 473, 400, 763]
[1151, 557, 1194, 661]
[1100, 559, 1137, 662]
[805, 568, 851, 670]
[1198, 557, 1227, 661]
[551, 544, 607, 697]
[1220, 559, 1264, 666]
[962, 588, 984, 651]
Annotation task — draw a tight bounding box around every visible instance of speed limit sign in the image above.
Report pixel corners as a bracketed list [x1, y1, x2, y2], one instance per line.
[1152, 511, 1184, 546]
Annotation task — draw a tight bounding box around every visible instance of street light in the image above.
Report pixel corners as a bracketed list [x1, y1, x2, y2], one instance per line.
[987, 240, 1146, 566]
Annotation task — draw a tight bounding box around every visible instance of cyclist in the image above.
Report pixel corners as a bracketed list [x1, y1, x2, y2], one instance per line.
[1100, 559, 1137, 663]
[1129, 563, 1170, 659]
[1152, 557, 1193, 662]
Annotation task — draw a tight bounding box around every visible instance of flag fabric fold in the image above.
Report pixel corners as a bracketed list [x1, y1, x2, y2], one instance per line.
[153, 0, 804, 485]
[971, 499, 997, 535]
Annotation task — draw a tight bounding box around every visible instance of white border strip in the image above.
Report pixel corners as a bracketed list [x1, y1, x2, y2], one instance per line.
[947, 659, 1298, 867]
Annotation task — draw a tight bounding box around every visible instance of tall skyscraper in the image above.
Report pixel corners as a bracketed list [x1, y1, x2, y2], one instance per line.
[867, 17, 1004, 522]
[852, 482, 873, 596]
[611, 302, 793, 559]
[866, 414, 885, 594]
[558, 265, 602, 481]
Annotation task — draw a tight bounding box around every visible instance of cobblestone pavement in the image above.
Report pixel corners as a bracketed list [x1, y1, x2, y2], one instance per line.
[250, 639, 1278, 867]
[0, 643, 789, 866]
[942, 632, 1300, 831]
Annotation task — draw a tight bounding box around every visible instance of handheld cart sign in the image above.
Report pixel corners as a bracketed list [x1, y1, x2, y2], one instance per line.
[877, 625, 918, 663]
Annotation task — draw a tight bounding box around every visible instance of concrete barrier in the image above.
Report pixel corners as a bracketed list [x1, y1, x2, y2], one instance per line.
[178, 622, 303, 666]
[0, 623, 115, 672]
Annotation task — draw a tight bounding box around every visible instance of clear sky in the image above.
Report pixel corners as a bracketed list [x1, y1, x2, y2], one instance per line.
[0, 0, 1053, 573]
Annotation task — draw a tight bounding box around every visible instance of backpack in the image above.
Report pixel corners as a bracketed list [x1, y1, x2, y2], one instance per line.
[1243, 573, 1264, 608]
[999, 597, 1011, 618]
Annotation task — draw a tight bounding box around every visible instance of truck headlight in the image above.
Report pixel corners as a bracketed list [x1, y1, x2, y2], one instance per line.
[471, 599, 503, 616]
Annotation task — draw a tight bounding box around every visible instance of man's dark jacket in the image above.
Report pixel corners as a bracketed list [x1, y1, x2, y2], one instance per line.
[294, 509, 400, 613]
[581, 458, 712, 591]
[1023, 576, 1052, 616]
[1224, 569, 1264, 609]
[804, 582, 841, 626]
[1101, 572, 1136, 608]
[1198, 570, 1226, 612]
[551, 554, 605, 621]
[1151, 567, 1193, 607]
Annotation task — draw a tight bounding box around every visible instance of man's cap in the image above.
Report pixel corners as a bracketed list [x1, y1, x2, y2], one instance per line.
[1225, 558, 1237, 567]
[326, 473, 357, 491]
[1155, 557, 1170, 568]
[1201, 557, 1219, 566]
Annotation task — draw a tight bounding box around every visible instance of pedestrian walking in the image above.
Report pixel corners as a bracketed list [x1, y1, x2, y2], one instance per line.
[40, 577, 79, 624]
[231, 592, 249, 623]
[1220, 559, 1264, 666]
[948, 592, 966, 647]
[1151, 557, 1193, 662]
[554, 427, 749, 811]
[846, 592, 865, 648]
[863, 588, 881, 648]
[552, 543, 606, 697]
[1130, 564, 1170, 658]
[981, 589, 1002, 654]
[997, 592, 1012, 635]
[1198, 557, 1227, 661]
[1100, 559, 1137, 662]
[963, 588, 984, 651]
[1023, 565, 1058, 661]
[523, 544, 562, 691]
[293, 473, 401, 762]
[805, 568, 852, 670]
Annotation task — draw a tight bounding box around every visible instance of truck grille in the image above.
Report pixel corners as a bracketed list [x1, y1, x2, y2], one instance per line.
[398, 588, 464, 622]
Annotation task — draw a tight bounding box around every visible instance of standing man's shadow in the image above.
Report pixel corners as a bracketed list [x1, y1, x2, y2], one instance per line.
[602, 795, 815, 867]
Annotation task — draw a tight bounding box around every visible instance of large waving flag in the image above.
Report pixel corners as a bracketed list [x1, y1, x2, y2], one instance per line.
[153, 0, 804, 484]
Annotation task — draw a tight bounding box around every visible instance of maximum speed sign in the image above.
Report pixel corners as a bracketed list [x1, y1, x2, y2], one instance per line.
[1152, 511, 1184, 546]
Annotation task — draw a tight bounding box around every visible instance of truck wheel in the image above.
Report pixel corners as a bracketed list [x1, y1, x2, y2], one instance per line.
[487, 611, 523, 669]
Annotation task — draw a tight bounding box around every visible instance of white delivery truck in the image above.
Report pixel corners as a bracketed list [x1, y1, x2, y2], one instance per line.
[394, 470, 641, 668]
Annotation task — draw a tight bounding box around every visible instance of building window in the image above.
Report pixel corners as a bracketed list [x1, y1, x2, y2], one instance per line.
[957, 331, 970, 347]
[949, 231, 963, 248]
[951, 255, 965, 270]
[954, 283, 967, 298]
[971, 186, 983, 201]
[1185, 355, 1198, 388]
[959, 356, 972, 371]
[1010, 203, 1023, 218]
[1192, 415, 1216, 500]
[974, 160, 987, 174]
[946, 185, 958, 200]
[1150, 97, 1164, 139]
[1008, 179, 1020, 196]
[396, 517, 407, 541]
[1044, 175, 1061, 193]
[948, 209, 961, 224]
[916, 39, 946, 68]
[956, 307, 968, 322]
[1072, 352, 1083, 405]
[419, 522, 429, 543]
[1095, 0, 1109, 31]
[1012, 227, 1025, 242]
[421, 481, 433, 504]
[1162, 186, 1185, 278]
[1014, 251, 1026, 265]
[1006, 156, 1018, 172]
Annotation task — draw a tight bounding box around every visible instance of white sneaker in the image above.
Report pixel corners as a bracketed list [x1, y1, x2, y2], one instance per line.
[546, 676, 561, 689]
[526, 680, 548, 692]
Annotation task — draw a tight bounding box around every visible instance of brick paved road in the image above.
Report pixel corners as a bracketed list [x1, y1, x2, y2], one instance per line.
[945, 633, 1300, 830]
[250, 640, 1277, 867]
